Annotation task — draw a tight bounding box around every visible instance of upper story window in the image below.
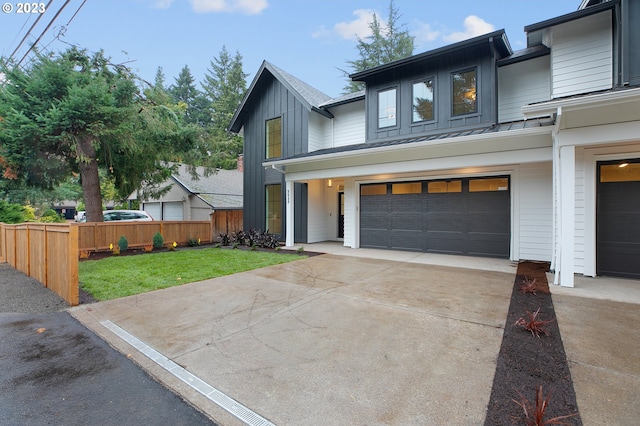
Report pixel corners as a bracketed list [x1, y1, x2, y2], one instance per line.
[412, 79, 434, 122]
[265, 116, 282, 159]
[378, 88, 397, 128]
[452, 68, 477, 116]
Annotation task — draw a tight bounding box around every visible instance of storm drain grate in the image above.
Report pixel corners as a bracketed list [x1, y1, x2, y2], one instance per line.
[100, 320, 275, 426]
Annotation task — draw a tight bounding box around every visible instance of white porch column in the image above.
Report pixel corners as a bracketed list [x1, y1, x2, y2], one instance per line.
[285, 180, 295, 247]
[559, 144, 576, 287]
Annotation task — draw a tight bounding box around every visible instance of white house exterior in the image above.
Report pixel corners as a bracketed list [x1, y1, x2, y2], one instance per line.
[230, 0, 640, 287]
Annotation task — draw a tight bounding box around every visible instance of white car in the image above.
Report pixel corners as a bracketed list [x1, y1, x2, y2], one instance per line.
[77, 210, 154, 222]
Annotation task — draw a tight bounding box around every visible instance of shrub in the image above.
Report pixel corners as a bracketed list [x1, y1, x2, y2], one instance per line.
[38, 209, 65, 223]
[514, 308, 554, 338]
[0, 200, 27, 223]
[519, 276, 538, 295]
[513, 385, 578, 426]
[152, 232, 164, 249]
[187, 237, 201, 247]
[118, 235, 129, 252]
[219, 233, 231, 246]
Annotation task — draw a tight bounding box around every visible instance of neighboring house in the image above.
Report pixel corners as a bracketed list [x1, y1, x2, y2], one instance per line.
[229, 0, 640, 287]
[129, 163, 243, 221]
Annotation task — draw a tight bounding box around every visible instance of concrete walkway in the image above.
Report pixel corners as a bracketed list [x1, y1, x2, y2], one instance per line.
[70, 244, 640, 425]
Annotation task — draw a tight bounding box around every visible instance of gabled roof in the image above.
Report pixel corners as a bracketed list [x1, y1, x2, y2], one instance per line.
[170, 164, 243, 209]
[350, 30, 512, 81]
[228, 61, 332, 133]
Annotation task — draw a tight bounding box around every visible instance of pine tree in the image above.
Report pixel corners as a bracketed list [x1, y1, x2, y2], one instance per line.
[343, 0, 414, 93]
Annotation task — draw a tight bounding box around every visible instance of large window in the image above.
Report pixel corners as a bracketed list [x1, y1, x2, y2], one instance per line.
[265, 117, 282, 159]
[452, 69, 477, 116]
[412, 80, 434, 122]
[378, 88, 397, 128]
[265, 184, 282, 234]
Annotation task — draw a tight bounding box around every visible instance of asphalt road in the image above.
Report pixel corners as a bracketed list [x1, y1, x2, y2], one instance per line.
[0, 263, 216, 425]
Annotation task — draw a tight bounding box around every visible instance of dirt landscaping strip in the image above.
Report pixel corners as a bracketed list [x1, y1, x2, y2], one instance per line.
[485, 261, 581, 425]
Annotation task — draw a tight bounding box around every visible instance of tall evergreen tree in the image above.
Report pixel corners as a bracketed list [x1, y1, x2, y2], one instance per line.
[0, 47, 203, 222]
[201, 46, 248, 168]
[154, 66, 166, 90]
[343, 0, 414, 93]
[168, 65, 210, 126]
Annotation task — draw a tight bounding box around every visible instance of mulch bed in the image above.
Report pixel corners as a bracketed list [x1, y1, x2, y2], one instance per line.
[485, 261, 582, 425]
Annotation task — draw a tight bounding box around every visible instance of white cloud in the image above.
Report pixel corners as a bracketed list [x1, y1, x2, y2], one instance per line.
[314, 9, 379, 41]
[153, 0, 267, 14]
[443, 15, 494, 43]
[413, 22, 440, 45]
[150, 0, 267, 13]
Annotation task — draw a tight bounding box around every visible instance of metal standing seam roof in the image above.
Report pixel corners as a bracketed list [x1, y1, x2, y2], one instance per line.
[279, 118, 556, 161]
[170, 164, 243, 209]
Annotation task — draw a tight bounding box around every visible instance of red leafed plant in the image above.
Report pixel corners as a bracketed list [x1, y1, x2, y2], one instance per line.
[519, 276, 538, 295]
[513, 385, 578, 425]
[514, 307, 554, 337]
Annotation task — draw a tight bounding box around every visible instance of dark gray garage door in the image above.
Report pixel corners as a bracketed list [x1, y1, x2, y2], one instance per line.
[597, 160, 640, 278]
[360, 176, 510, 257]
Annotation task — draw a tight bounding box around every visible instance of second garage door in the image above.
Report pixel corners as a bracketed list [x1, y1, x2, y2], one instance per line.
[360, 176, 510, 258]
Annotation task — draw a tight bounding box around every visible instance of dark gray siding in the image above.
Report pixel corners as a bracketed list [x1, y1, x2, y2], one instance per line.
[364, 44, 498, 143]
[242, 74, 310, 241]
[623, 0, 640, 86]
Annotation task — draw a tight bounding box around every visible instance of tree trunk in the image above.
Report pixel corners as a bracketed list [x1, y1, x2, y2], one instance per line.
[77, 135, 104, 222]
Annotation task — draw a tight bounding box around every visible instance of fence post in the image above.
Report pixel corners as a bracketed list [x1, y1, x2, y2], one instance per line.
[67, 225, 79, 306]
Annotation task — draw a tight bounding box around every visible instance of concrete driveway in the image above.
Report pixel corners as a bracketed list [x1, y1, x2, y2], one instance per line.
[71, 254, 515, 425]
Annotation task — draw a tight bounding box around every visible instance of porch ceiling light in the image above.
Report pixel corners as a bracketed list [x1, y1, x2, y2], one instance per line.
[619, 163, 629, 168]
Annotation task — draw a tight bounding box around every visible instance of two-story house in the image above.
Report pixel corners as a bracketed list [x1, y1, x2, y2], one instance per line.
[229, 0, 640, 287]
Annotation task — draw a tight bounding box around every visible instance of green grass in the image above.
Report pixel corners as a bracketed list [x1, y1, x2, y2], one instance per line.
[79, 248, 305, 301]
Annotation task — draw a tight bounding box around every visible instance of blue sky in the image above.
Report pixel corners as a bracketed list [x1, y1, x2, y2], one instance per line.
[1, 0, 579, 97]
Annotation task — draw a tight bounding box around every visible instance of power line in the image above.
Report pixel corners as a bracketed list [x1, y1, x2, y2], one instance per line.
[7, 0, 54, 61]
[16, 0, 73, 67]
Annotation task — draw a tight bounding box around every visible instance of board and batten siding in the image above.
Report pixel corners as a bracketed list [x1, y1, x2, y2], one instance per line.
[517, 162, 553, 262]
[242, 75, 311, 235]
[551, 10, 612, 98]
[498, 56, 550, 122]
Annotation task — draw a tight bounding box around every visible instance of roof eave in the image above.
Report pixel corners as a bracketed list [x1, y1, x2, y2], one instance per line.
[522, 87, 640, 118]
[524, 0, 618, 33]
[263, 125, 553, 169]
[350, 30, 510, 81]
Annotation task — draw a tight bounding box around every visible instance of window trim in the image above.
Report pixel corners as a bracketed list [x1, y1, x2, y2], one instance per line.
[411, 78, 436, 123]
[265, 116, 283, 160]
[451, 67, 478, 117]
[377, 86, 398, 129]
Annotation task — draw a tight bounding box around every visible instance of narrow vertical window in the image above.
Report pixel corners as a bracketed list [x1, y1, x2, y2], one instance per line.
[452, 69, 477, 116]
[412, 80, 434, 122]
[265, 117, 282, 159]
[378, 88, 397, 128]
[265, 184, 282, 234]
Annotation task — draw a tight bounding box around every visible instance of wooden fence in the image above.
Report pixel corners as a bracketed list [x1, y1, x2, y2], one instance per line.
[211, 209, 243, 239]
[0, 223, 79, 306]
[78, 221, 213, 252]
[0, 215, 242, 307]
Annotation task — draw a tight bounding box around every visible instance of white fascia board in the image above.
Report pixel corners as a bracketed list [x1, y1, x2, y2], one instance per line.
[522, 87, 640, 118]
[263, 125, 553, 170]
[285, 147, 552, 182]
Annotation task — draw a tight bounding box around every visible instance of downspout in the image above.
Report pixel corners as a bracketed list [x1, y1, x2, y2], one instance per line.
[551, 107, 562, 286]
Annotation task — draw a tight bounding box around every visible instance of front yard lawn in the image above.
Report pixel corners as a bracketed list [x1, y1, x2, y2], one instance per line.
[79, 248, 305, 301]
